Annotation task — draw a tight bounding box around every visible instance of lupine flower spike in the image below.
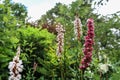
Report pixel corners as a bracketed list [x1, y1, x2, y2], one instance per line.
[80, 18, 95, 70]
[74, 15, 82, 41]
[8, 46, 23, 80]
[56, 23, 65, 57]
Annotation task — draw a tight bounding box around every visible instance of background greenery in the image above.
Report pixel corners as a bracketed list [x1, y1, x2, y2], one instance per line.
[0, 0, 120, 80]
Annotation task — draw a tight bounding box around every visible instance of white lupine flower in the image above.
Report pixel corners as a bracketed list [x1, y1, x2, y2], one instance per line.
[74, 16, 82, 41]
[8, 62, 15, 69]
[19, 60, 22, 64]
[17, 64, 23, 72]
[9, 72, 14, 75]
[8, 46, 23, 80]
[9, 74, 21, 80]
[16, 74, 21, 79]
[9, 75, 14, 80]
[56, 23, 65, 57]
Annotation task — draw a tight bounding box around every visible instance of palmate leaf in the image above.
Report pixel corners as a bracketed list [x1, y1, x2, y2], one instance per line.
[0, 54, 11, 69]
[20, 53, 28, 62]
[0, 54, 10, 63]
[3, 16, 8, 22]
[111, 73, 120, 80]
[10, 36, 19, 44]
[37, 67, 49, 76]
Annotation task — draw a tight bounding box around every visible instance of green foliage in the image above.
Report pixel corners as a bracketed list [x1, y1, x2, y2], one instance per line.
[0, 0, 120, 79]
[16, 27, 56, 79]
[0, 0, 26, 79]
[38, 0, 120, 79]
[0, 0, 56, 79]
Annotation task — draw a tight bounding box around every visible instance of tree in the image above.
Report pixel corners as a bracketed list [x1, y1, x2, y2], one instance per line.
[0, 0, 27, 79]
[0, 0, 56, 79]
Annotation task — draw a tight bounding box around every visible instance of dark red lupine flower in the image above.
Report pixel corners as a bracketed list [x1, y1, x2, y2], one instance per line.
[80, 18, 95, 70]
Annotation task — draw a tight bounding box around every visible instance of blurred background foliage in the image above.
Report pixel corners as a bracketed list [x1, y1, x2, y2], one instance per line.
[0, 0, 120, 80]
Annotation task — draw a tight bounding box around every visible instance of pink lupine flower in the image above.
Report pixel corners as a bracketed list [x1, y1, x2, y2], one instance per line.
[80, 18, 95, 70]
[74, 16, 82, 41]
[8, 46, 23, 80]
[56, 23, 65, 57]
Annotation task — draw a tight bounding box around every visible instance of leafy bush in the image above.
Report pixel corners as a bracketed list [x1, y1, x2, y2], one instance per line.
[17, 27, 56, 79]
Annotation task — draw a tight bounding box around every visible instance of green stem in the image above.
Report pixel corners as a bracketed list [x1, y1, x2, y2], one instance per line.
[81, 70, 82, 80]
[60, 58, 64, 80]
[100, 72, 102, 80]
[78, 41, 82, 80]
[52, 70, 54, 80]
[64, 50, 66, 80]
[81, 70, 85, 80]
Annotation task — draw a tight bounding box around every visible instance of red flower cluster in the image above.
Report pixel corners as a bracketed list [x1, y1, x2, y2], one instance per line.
[80, 18, 95, 70]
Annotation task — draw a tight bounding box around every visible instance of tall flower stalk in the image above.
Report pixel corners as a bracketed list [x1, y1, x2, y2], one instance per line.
[8, 46, 23, 80]
[56, 23, 65, 80]
[74, 15, 82, 41]
[80, 18, 95, 70]
[56, 23, 65, 57]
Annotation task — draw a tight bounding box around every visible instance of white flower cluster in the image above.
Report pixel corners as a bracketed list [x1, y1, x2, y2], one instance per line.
[74, 16, 82, 41]
[56, 23, 65, 57]
[8, 46, 23, 80]
[99, 63, 109, 73]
